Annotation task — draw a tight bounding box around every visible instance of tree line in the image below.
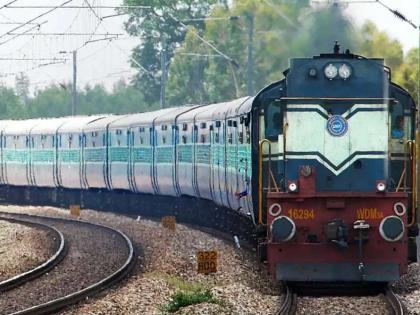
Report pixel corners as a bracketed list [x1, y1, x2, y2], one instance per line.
[0, 0, 417, 119]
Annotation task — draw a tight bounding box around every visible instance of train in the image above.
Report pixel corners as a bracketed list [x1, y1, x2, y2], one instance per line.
[0, 43, 417, 283]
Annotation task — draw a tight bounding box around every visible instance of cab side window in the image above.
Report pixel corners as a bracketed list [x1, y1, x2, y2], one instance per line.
[265, 102, 283, 140]
[390, 103, 405, 140]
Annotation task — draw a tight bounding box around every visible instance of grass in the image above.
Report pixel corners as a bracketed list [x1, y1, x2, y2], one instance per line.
[159, 275, 224, 313]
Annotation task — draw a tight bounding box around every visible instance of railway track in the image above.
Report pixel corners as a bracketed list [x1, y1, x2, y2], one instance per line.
[384, 288, 407, 315]
[0, 216, 66, 293]
[0, 211, 136, 315]
[278, 285, 297, 315]
[278, 283, 407, 315]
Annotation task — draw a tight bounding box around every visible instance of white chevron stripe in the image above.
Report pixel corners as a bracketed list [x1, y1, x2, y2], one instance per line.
[284, 104, 388, 175]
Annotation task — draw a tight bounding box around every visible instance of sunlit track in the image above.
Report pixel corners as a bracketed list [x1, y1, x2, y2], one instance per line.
[384, 288, 407, 315]
[278, 285, 297, 315]
[0, 211, 136, 315]
[283, 283, 408, 315]
[0, 216, 66, 293]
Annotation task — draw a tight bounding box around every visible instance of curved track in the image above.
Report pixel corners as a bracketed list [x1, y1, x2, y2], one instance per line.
[0, 216, 66, 293]
[384, 288, 407, 315]
[279, 283, 407, 315]
[278, 285, 297, 315]
[0, 211, 136, 315]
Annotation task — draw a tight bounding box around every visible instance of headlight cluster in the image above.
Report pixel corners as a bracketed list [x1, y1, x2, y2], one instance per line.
[324, 63, 352, 80]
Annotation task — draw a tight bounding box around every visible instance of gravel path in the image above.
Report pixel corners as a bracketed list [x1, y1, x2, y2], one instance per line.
[1, 205, 418, 315]
[393, 263, 420, 315]
[296, 295, 389, 315]
[0, 210, 130, 314]
[0, 205, 282, 315]
[0, 219, 54, 282]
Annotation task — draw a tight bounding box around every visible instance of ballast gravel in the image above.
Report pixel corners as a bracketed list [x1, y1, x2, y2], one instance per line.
[296, 295, 390, 315]
[0, 206, 129, 314]
[1, 205, 419, 315]
[393, 262, 420, 315]
[0, 219, 54, 282]
[0, 205, 282, 315]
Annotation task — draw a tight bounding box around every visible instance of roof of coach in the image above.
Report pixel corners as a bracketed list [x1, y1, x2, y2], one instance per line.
[237, 96, 254, 115]
[203, 97, 250, 121]
[177, 97, 251, 123]
[83, 115, 128, 132]
[57, 115, 107, 133]
[3, 118, 44, 135]
[177, 104, 212, 123]
[30, 117, 71, 135]
[109, 107, 186, 129]
[0, 120, 14, 133]
[154, 106, 197, 125]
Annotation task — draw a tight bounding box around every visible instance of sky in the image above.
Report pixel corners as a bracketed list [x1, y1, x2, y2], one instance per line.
[0, 0, 417, 95]
[344, 0, 419, 53]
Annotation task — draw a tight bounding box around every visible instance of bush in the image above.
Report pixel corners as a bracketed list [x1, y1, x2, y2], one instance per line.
[161, 289, 221, 313]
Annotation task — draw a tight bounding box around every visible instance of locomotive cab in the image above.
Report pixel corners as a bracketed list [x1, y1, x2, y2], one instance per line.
[255, 44, 418, 282]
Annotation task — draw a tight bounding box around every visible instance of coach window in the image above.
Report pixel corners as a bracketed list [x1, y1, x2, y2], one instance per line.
[265, 101, 283, 140]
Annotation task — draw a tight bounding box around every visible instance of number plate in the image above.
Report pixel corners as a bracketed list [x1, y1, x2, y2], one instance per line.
[287, 209, 315, 220]
[161, 216, 176, 231]
[69, 204, 80, 217]
[197, 251, 218, 274]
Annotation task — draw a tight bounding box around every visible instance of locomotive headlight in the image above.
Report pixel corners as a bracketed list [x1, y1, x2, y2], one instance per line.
[271, 216, 296, 243]
[288, 181, 298, 193]
[338, 64, 352, 79]
[379, 216, 405, 242]
[324, 63, 338, 79]
[376, 181, 386, 192]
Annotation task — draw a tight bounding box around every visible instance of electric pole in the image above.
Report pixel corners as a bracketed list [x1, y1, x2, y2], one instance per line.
[160, 36, 167, 109]
[247, 14, 254, 96]
[72, 50, 77, 115]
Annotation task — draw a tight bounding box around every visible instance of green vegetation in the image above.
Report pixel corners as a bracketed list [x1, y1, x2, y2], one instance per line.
[0, 1, 416, 119]
[161, 289, 221, 313]
[157, 274, 223, 313]
[123, 0, 418, 107]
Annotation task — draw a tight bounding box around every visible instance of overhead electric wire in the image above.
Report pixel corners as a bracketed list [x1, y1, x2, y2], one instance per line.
[83, 2, 153, 75]
[0, 57, 67, 61]
[0, 0, 74, 41]
[376, 0, 417, 29]
[83, 0, 102, 21]
[6, 32, 123, 36]
[3, 5, 150, 9]
[0, 0, 19, 10]
[166, 12, 239, 67]
[0, 21, 48, 46]
[261, 0, 296, 27]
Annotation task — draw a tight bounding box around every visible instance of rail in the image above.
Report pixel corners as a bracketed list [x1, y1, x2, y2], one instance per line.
[384, 287, 407, 315]
[277, 285, 297, 315]
[0, 212, 136, 315]
[0, 217, 66, 293]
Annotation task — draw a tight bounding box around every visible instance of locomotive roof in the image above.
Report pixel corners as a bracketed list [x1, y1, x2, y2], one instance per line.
[57, 115, 107, 133]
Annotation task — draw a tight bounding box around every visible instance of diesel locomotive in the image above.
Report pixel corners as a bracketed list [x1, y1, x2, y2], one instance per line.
[0, 43, 417, 283]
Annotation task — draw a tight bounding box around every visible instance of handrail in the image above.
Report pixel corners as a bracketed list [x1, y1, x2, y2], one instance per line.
[258, 139, 273, 225]
[408, 139, 417, 227]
